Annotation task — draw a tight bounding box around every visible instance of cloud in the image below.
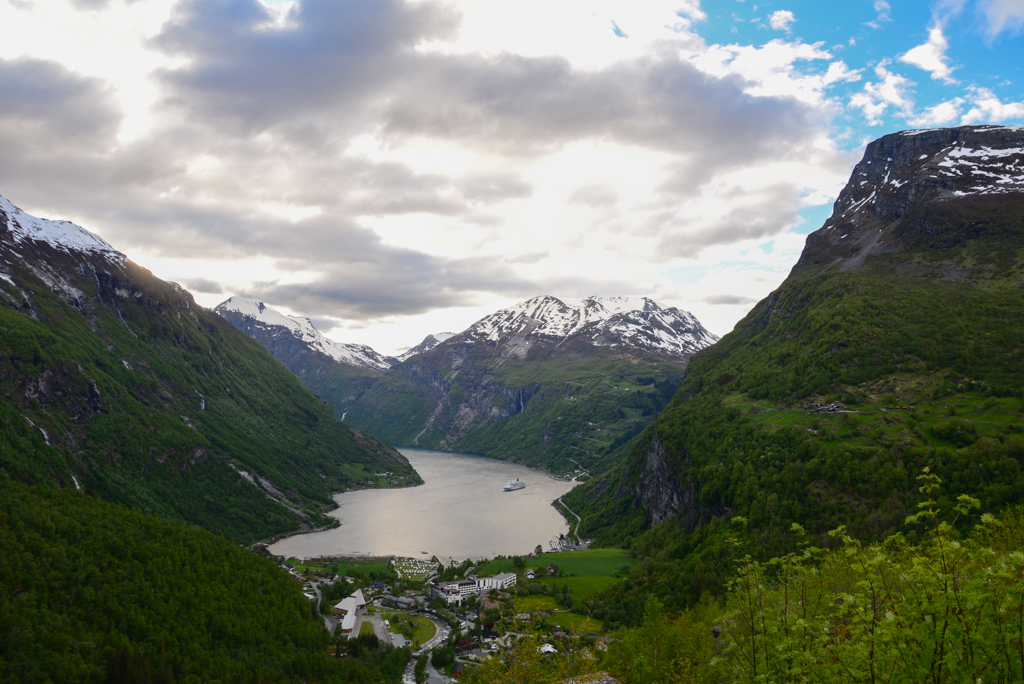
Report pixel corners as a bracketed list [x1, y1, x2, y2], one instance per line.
[982, 0, 1024, 36]
[153, 0, 459, 133]
[874, 1, 892, 21]
[181, 277, 225, 294]
[654, 182, 806, 257]
[849, 64, 915, 124]
[909, 97, 964, 126]
[569, 184, 620, 207]
[960, 86, 1024, 123]
[702, 293, 757, 305]
[0, 0, 851, 341]
[899, 26, 956, 83]
[769, 10, 795, 31]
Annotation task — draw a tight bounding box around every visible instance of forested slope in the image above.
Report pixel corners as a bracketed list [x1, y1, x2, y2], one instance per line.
[0, 477, 410, 683]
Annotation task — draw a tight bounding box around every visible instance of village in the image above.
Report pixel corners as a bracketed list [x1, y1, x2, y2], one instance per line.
[276, 548, 630, 681]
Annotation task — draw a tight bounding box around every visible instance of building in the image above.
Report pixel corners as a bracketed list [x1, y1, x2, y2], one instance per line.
[333, 590, 367, 634]
[429, 579, 478, 605]
[476, 572, 517, 592]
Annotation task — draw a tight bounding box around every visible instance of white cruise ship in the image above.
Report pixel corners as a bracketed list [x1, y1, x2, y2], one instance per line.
[504, 478, 525, 492]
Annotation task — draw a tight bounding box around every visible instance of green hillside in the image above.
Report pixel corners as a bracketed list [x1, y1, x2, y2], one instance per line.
[0, 243, 420, 543]
[562, 134, 1024, 619]
[345, 352, 685, 475]
[0, 477, 409, 683]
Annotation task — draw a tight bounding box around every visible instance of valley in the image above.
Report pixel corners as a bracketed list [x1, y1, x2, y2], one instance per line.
[219, 295, 716, 477]
[3, 124, 1024, 684]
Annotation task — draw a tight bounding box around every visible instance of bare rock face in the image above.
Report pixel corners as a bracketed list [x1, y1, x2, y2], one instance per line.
[631, 432, 683, 526]
[629, 431, 730, 530]
[795, 125, 1024, 273]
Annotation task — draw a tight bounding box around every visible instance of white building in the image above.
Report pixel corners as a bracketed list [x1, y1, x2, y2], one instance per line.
[476, 572, 517, 592]
[333, 590, 367, 634]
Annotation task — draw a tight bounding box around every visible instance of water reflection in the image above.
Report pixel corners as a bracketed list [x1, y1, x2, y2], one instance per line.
[269, 448, 579, 561]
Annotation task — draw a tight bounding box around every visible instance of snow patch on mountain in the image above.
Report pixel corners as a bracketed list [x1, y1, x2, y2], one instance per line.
[461, 295, 718, 358]
[215, 297, 393, 371]
[396, 332, 457, 362]
[0, 195, 123, 262]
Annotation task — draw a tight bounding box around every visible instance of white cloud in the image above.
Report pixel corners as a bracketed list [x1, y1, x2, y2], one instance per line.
[688, 39, 859, 107]
[0, 0, 861, 351]
[909, 97, 964, 126]
[982, 0, 1024, 36]
[899, 26, 956, 83]
[960, 86, 1024, 123]
[769, 10, 795, 31]
[849, 64, 915, 124]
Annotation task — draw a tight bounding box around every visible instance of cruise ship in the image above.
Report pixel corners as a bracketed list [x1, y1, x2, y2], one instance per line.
[504, 478, 525, 492]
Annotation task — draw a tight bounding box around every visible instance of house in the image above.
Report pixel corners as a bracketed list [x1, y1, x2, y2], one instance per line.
[546, 565, 556, 575]
[525, 569, 536, 580]
[452, 662, 465, 677]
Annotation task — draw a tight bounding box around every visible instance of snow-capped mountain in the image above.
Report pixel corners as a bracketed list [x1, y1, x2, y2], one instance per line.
[396, 332, 456, 362]
[215, 297, 394, 372]
[453, 295, 718, 360]
[1, 195, 123, 261]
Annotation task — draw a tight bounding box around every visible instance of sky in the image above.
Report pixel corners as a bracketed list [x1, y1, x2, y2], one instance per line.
[1, 0, 1022, 355]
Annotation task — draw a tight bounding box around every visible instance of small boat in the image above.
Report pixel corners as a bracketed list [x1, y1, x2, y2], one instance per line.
[504, 478, 526, 492]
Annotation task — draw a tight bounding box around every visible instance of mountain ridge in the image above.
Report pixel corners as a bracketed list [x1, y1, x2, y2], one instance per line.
[0, 194, 420, 542]
[562, 125, 1024, 616]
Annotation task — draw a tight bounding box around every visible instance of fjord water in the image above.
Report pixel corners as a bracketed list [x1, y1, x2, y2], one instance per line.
[269, 448, 578, 561]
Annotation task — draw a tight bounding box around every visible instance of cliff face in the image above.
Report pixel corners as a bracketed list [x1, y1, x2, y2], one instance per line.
[624, 431, 731, 530]
[796, 125, 1024, 274]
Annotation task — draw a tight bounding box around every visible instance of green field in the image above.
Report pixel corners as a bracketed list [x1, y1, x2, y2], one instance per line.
[289, 557, 395, 578]
[480, 548, 635, 577]
[379, 609, 436, 647]
[545, 612, 603, 632]
[359, 621, 374, 636]
[534, 575, 620, 599]
[515, 595, 560, 612]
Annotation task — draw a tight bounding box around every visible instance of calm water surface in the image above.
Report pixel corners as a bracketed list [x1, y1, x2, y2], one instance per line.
[269, 448, 578, 561]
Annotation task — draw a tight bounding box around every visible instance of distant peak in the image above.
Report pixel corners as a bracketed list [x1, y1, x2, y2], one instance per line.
[215, 297, 393, 371]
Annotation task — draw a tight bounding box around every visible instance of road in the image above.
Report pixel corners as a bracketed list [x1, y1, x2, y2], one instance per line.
[556, 497, 583, 546]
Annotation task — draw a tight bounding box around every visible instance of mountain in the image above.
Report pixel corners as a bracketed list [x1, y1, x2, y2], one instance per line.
[215, 297, 394, 372]
[215, 296, 397, 418]
[0, 195, 420, 542]
[396, 332, 456, 362]
[343, 295, 718, 474]
[563, 125, 1024, 613]
[454, 295, 715, 359]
